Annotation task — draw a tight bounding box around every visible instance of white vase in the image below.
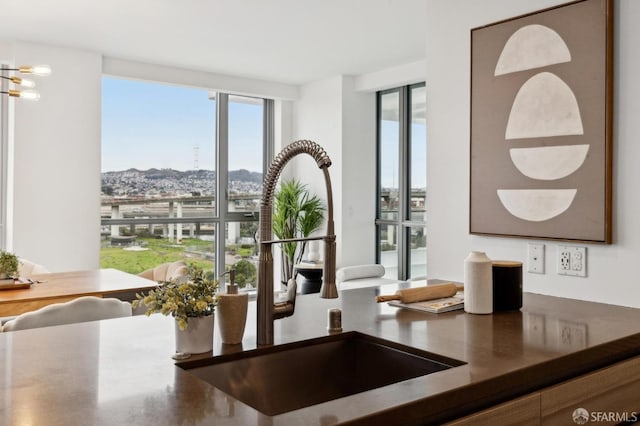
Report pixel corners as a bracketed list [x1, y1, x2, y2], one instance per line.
[307, 240, 321, 262]
[175, 315, 214, 354]
[464, 251, 493, 314]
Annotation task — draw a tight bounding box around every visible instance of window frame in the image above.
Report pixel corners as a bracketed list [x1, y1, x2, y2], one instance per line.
[375, 82, 426, 281]
[100, 82, 273, 280]
[214, 93, 273, 276]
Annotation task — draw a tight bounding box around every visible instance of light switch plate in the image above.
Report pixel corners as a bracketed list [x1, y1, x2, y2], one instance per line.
[527, 243, 545, 274]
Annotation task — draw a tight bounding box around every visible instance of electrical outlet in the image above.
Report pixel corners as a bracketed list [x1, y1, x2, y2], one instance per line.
[559, 250, 570, 271]
[557, 245, 587, 277]
[527, 243, 545, 274]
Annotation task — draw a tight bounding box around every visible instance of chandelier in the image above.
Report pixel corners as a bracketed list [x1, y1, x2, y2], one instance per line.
[0, 65, 52, 100]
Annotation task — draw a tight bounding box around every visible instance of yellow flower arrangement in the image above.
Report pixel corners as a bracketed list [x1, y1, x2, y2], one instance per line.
[132, 265, 220, 330]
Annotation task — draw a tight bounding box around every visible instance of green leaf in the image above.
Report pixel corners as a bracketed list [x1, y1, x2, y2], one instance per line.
[272, 178, 325, 280]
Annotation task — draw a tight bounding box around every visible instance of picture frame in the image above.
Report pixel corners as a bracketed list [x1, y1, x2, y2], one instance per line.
[469, 0, 613, 243]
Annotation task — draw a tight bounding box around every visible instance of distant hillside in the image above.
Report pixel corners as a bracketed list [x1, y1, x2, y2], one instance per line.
[229, 169, 262, 183]
[101, 168, 263, 197]
[103, 168, 263, 182]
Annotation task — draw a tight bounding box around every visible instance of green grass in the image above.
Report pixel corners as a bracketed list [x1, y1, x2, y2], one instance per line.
[101, 237, 214, 275]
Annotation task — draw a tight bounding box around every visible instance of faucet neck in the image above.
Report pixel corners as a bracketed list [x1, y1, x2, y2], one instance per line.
[257, 140, 338, 346]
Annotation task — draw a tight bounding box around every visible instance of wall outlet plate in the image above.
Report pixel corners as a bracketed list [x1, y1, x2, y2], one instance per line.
[557, 245, 587, 277]
[527, 243, 545, 274]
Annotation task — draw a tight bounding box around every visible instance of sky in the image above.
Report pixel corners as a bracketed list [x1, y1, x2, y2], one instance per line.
[380, 121, 427, 189]
[101, 77, 263, 173]
[102, 75, 425, 188]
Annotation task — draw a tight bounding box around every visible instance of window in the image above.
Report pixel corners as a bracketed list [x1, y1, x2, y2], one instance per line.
[101, 77, 272, 290]
[376, 83, 426, 280]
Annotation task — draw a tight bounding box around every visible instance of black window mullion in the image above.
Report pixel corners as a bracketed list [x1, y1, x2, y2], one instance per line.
[398, 86, 409, 281]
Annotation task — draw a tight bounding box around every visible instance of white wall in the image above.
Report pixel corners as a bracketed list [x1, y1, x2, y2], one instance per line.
[291, 77, 344, 263]
[103, 57, 298, 101]
[291, 76, 376, 269]
[425, 0, 640, 307]
[340, 77, 376, 267]
[355, 60, 427, 92]
[3, 42, 102, 271]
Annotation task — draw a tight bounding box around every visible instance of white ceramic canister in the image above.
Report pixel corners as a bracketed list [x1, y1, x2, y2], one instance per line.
[464, 251, 493, 314]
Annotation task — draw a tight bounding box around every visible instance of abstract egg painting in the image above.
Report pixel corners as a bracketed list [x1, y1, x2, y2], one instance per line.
[470, 0, 613, 243]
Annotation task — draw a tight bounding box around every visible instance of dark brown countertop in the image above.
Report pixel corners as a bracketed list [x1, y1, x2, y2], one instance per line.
[2, 281, 640, 425]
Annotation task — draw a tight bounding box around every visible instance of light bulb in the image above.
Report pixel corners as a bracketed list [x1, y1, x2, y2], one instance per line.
[18, 90, 40, 100]
[31, 65, 52, 76]
[20, 78, 36, 88]
[10, 77, 36, 88]
[18, 65, 52, 76]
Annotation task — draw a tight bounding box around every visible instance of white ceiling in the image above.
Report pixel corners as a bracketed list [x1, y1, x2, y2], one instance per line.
[0, 0, 427, 86]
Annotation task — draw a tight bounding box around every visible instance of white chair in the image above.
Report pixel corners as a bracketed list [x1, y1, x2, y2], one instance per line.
[134, 261, 189, 315]
[337, 264, 403, 290]
[1, 296, 132, 332]
[138, 260, 188, 282]
[18, 258, 50, 276]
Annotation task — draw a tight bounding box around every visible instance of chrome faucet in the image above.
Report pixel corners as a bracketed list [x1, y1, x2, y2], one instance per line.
[257, 140, 338, 345]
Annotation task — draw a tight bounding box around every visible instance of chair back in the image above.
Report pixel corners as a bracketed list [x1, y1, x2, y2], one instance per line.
[337, 264, 386, 283]
[336, 264, 404, 290]
[138, 260, 188, 282]
[1, 296, 132, 332]
[18, 258, 50, 276]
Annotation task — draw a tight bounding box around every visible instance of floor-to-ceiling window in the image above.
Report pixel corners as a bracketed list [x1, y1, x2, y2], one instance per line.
[101, 77, 272, 288]
[376, 83, 426, 280]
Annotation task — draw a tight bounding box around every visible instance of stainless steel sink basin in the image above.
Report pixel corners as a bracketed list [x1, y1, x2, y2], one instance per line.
[178, 331, 464, 415]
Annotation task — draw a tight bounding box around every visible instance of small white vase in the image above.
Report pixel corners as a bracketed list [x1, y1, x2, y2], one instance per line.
[175, 315, 214, 354]
[307, 240, 321, 262]
[464, 251, 493, 314]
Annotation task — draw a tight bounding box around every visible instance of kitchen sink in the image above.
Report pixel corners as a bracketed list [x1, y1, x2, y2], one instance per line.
[178, 331, 465, 415]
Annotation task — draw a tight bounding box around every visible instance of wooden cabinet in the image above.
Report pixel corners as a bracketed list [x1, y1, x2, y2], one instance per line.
[446, 356, 640, 426]
[444, 393, 540, 426]
[541, 356, 640, 425]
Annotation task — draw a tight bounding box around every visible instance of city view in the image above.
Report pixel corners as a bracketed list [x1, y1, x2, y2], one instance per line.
[101, 168, 262, 198]
[100, 168, 263, 287]
[101, 76, 426, 283]
[101, 76, 265, 284]
[100, 165, 423, 285]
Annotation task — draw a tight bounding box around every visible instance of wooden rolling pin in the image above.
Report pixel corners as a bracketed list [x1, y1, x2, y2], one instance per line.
[376, 282, 464, 303]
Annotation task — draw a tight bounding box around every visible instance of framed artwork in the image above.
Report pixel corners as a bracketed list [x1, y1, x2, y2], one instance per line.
[470, 0, 613, 243]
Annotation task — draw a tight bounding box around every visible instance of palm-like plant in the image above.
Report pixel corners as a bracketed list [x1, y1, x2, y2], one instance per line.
[273, 179, 325, 284]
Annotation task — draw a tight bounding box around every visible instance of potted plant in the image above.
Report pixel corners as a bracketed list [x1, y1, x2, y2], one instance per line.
[133, 265, 219, 354]
[272, 179, 325, 285]
[0, 251, 19, 279]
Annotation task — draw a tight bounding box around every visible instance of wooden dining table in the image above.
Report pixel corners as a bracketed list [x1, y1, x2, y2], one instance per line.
[0, 268, 159, 317]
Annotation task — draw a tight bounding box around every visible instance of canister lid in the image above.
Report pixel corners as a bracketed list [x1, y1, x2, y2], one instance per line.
[492, 260, 523, 267]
